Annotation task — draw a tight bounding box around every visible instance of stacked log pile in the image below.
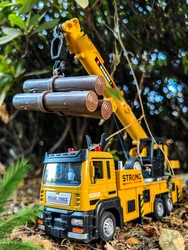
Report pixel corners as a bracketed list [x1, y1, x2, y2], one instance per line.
[13, 75, 112, 120]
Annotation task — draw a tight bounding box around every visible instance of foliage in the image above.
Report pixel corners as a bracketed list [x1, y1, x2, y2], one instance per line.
[0, 0, 187, 169]
[0, 158, 42, 249]
[0, 0, 59, 105]
[106, 86, 121, 100]
[0, 240, 41, 250]
[0, 158, 30, 212]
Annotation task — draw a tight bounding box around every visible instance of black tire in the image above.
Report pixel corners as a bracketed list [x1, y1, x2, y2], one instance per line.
[99, 212, 116, 241]
[125, 158, 142, 170]
[163, 194, 173, 214]
[154, 198, 165, 220]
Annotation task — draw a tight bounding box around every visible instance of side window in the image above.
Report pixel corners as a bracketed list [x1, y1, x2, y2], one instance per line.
[107, 161, 111, 179]
[93, 161, 103, 179]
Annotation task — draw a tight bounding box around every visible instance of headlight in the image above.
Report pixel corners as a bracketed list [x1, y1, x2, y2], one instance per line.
[71, 218, 83, 226]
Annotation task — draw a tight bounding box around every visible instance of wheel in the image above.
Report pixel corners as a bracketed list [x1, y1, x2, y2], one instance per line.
[163, 194, 173, 214]
[132, 160, 142, 170]
[154, 198, 165, 220]
[125, 158, 142, 170]
[99, 212, 116, 241]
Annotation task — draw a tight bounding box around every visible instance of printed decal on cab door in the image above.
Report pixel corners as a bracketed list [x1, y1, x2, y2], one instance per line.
[89, 192, 100, 198]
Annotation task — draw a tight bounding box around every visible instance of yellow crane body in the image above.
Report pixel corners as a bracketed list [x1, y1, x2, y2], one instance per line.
[37, 18, 183, 243]
[61, 18, 147, 142]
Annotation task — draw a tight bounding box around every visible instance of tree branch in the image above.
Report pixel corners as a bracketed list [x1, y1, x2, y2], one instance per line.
[49, 118, 72, 153]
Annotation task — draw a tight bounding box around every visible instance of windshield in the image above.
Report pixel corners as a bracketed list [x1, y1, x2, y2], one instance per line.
[43, 162, 81, 186]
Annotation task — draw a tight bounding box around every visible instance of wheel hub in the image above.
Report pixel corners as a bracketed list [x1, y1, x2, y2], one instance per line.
[167, 199, 173, 210]
[133, 161, 141, 170]
[103, 218, 114, 237]
[157, 203, 164, 216]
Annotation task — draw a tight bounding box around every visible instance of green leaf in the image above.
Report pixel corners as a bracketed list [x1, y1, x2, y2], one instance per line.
[31, 18, 60, 35]
[0, 1, 11, 7]
[113, 155, 120, 161]
[8, 14, 27, 31]
[0, 55, 14, 74]
[28, 12, 46, 32]
[0, 205, 40, 238]
[182, 54, 188, 75]
[0, 239, 43, 250]
[75, 0, 89, 8]
[89, 0, 96, 5]
[0, 1, 19, 9]
[0, 158, 30, 213]
[17, 0, 40, 4]
[14, 60, 26, 78]
[0, 84, 11, 106]
[28, 14, 40, 30]
[110, 149, 118, 154]
[106, 86, 121, 100]
[19, 0, 31, 15]
[0, 13, 6, 25]
[0, 28, 22, 45]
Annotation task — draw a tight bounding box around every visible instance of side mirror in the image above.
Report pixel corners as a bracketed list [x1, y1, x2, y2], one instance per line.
[86, 135, 92, 148]
[99, 133, 106, 149]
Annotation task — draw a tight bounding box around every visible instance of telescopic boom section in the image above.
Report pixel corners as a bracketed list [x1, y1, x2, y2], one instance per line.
[61, 18, 147, 142]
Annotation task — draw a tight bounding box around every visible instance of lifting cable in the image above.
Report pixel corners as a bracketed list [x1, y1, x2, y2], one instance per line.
[105, 0, 174, 176]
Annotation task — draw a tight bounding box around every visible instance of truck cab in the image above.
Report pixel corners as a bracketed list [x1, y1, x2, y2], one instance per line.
[38, 148, 123, 242]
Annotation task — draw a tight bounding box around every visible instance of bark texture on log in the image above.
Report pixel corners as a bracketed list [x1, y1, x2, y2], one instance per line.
[23, 75, 106, 96]
[13, 91, 98, 113]
[61, 100, 112, 120]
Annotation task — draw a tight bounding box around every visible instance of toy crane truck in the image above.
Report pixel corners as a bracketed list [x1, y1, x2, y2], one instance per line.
[22, 18, 182, 242]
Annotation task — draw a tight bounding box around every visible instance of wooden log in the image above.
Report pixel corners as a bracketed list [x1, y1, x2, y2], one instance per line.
[23, 75, 106, 96]
[60, 100, 112, 120]
[13, 91, 98, 113]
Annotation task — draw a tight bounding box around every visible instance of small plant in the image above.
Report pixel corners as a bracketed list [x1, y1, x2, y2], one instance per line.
[0, 158, 42, 249]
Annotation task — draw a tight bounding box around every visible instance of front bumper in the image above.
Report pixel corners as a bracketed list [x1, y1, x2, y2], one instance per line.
[68, 232, 88, 240]
[38, 207, 95, 243]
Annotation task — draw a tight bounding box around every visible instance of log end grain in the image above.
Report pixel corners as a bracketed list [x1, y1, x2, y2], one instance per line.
[99, 100, 112, 120]
[94, 75, 106, 95]
[85, 91, 98, 112]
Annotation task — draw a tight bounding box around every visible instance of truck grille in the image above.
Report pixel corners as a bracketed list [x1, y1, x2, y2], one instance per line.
[44, 209, 72, 238]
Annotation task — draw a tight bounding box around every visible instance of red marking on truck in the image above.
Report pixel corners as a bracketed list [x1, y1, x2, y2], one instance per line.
[123, 180, 142, 185]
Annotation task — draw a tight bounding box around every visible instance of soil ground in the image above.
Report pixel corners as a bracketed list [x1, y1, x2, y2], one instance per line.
[5, 178, 188, 250]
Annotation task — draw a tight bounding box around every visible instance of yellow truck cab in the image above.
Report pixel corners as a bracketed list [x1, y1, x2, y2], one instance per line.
[38, 142, 182, 243]
[39, 148, 122, 242]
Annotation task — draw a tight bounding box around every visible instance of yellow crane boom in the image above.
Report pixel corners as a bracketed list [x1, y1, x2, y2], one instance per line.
[61, 18, 147, 143]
